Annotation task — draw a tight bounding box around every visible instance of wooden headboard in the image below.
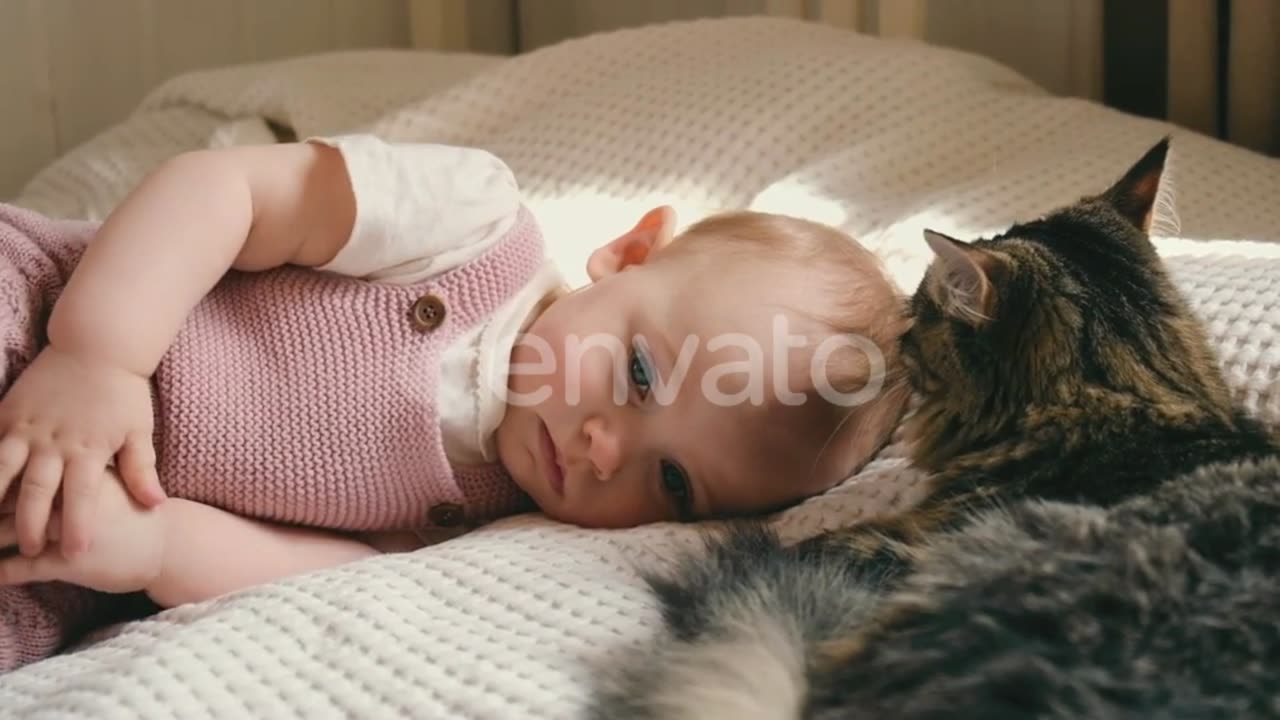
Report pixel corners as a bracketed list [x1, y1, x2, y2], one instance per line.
[5, 0, 1269, 201]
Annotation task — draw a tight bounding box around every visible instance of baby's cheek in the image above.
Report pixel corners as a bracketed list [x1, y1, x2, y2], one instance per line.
[575, 482, 666, 529]
[508, 333, 565, 405]
[493, 419, 529, 483]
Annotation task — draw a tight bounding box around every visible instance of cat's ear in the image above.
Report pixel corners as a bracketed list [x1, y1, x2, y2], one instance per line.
[1100, 137, 1170, 233]
[923, 229, 1005, 326]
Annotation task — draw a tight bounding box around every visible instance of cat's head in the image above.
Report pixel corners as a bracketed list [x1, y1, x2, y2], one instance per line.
[900, 138, 1235, 470]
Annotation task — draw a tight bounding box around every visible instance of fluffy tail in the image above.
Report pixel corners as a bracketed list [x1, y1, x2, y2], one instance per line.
[589, 525, 882, 720]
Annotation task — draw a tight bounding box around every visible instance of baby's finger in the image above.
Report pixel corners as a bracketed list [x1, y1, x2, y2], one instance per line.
[0, 552, 68, 586]
[0, 500, 56, 537]
[59, 455, 105, 558]
[117, 435, 164, 507]
[0, 436, 30, 504]
[0, 515, 16, 548]
[16, 452, 63, 557]
[0, 477, 18, 514]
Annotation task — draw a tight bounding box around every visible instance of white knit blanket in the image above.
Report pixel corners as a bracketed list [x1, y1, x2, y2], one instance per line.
[8, 17, 1280, 719]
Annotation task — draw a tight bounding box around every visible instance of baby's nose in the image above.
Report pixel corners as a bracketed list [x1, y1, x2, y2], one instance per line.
[583, 417, 623, 481]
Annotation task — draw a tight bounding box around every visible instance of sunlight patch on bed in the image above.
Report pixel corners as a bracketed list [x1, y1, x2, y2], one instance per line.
[1153, 236, 1280, 259]
[749, 179, 851, 230]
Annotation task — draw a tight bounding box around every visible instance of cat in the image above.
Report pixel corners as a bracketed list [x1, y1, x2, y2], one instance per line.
[589, 139, 1280, 719]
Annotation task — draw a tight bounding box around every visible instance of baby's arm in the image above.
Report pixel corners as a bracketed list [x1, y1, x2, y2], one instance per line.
[4, 142, 359, 557]
[52, 142, 356, 378]
[147, 500, 393, 608]
[0, 469, 412, 605]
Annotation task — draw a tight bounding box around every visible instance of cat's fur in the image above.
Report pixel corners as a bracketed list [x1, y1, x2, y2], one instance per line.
[589, 139, 1280, 719]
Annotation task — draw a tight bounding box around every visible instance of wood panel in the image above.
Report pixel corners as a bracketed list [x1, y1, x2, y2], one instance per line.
[1167, 0, 1219, 136]
[923, 0, 1099, 98]
[145, 0, 244, 89]
[42, 0, 153, 165]
[1102, 0, 1169, 120]
[0, 1, 59, 201]
[813, 0, 863, 30]
[408, 0, 471, 51]
[518, 0, 769, 51]
[1227, 0, 1278, 154]
[878, 0, 926, 38]
[511, 0, 1090, 99]
[0, 0, 417, 201]
[241, 0, 333, 60]
[333, 0, 411, 49]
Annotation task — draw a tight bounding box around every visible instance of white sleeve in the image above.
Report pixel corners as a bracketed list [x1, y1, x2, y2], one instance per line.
[306, 134, 521, 284]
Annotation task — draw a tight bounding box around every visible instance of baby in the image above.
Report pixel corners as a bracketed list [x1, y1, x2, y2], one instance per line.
[0, 135, 908, 671]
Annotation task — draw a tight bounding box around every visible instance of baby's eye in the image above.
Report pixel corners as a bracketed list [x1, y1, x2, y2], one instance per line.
[629, 347, 653, 398]
[660, 460, 692, 516]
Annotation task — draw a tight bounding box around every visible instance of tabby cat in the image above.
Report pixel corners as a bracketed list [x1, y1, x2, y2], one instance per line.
[590, 139, 1280, 719]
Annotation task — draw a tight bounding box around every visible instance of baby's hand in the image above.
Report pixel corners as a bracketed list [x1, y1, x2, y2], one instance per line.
[0, 466, 166, 594]
[0, 345, 164, 558]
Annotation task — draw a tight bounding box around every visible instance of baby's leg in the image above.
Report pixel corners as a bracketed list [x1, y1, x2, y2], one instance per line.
[0, 582, 155, 672]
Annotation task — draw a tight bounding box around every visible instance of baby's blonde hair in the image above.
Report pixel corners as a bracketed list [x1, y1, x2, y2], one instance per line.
[659, 211, 911, 490]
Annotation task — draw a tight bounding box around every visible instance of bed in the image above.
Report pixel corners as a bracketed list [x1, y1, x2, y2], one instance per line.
[7, 16, 1280, 719]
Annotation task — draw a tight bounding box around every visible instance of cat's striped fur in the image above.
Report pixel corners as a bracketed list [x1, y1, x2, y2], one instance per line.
[590, 139, 1280, 719]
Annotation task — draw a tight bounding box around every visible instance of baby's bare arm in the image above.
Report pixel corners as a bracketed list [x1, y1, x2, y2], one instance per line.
[51, 142, 356, 377]
[147, 500, 384, 608]
[3, 142, 359, 558]
[0, 470, 396, 605]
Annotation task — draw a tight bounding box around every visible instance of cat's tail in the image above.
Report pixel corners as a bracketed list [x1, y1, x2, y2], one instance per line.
[588, 525, 879, 720]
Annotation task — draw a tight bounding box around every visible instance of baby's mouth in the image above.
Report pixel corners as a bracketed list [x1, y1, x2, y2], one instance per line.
[538, 418, 566, 498]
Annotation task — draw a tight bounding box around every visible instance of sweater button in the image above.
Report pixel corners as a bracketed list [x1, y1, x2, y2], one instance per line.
[428, 502, 465, 527]
[410, 294, 447, 332]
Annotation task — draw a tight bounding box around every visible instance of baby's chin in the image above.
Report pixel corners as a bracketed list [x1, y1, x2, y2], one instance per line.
[537, 504, 577, 526]
[510, 479, 589, 526]
[521, 486, 580, 526]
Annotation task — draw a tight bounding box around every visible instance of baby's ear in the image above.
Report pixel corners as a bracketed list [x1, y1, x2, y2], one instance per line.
[586, 206, 678, 281]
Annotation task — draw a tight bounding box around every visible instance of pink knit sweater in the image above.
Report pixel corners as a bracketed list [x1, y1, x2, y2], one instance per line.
[0, 202, 541, 534]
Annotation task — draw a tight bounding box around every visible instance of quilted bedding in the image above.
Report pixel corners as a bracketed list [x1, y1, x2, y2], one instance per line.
[8, 17, 1280, 719]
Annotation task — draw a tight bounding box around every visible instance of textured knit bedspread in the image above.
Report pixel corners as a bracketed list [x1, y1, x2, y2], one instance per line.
[8, 17, 1280, 719]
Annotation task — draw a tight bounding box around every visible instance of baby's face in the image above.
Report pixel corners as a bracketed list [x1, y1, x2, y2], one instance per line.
[494, 254, 872, 528]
